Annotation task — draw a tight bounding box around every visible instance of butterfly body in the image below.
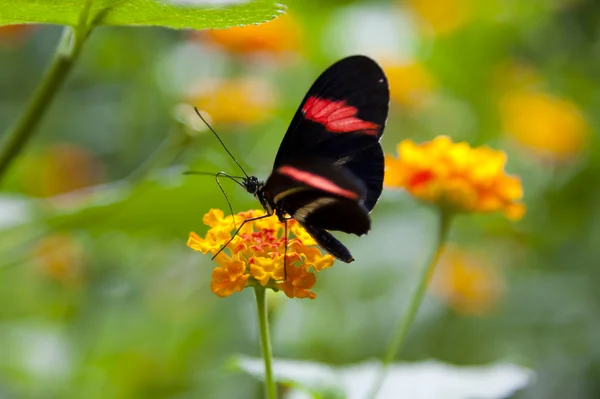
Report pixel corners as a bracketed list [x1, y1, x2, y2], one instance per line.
[240, 55, 390, 263]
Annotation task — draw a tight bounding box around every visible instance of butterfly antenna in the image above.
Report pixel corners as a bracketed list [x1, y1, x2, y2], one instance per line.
[184, 170, 245, 230]
[183, 171, 245, 188]
[193, 107, 250, 179]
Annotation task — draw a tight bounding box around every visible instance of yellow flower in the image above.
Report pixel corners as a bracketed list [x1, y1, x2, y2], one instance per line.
[289, 240, 334, 272]
[250, 256, 284, 286]
[384, 61, 436, 109]
[187, 209, 335, 299]
[188, 77, 277, 125]
[431, 247, 504, 316]
[198, 13, 303, 55]
[210, 256, 249, 298]
[290, 222, 316, 246]
[407, 0, 473, 36]
[385, 136, 525, 220]
[500, 89, 589, 159]
[278, 264, 317, 300]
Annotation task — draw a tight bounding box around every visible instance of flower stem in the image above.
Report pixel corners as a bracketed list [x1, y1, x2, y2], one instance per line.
[366, 209, 453, 399]
[254, 286, 277, 399]
[0, 1, 93, 185]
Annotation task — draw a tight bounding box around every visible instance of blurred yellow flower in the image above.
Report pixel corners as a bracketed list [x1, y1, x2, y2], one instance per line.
[385, 61, 436, 109]
[431, 247, 503, 316]
[407, 0, 473, 35]
[189, 77, 277, 125]
[32, 233, 85, 286]
[199, 14, 302, 55]
[385, 136, 525, 220]
[500, 89, 589, 159]
[187, 209, 334, 299]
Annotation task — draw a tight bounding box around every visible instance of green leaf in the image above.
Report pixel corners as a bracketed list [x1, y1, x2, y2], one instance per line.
[0, 0, 285, 30]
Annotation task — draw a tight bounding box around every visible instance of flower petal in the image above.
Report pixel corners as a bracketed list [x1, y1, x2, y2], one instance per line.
[385, 137, 525, 220]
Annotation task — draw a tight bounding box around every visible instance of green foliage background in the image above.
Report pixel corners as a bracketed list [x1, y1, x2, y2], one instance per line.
[1, 0, 599, 398]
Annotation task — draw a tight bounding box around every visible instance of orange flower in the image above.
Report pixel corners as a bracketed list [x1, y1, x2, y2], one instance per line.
[0, 24, 35, 46]
[32, 233, 85, 286]
[19, 143, 104, 198]
[431, 247, 504, 316]
[187, 209, 335, 299]
[385, 136, 525, 220]
[500, 89, 589, 159]
[188, 77, 277, 125]
[278, 262, 317, 300]
[210, 256, 249, 297]
[199, 13, 302, 55]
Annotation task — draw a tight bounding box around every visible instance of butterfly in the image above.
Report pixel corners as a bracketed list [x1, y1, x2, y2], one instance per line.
[196, 55, 389, 267]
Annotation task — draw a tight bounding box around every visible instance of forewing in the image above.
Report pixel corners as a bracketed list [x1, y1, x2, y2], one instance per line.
[273, 55, 389, 167]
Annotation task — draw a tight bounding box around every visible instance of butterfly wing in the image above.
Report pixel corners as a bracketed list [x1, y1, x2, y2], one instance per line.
[301, 224, 355, 263]
[273, 55, 389, 211]
[263, 159, 371, 236]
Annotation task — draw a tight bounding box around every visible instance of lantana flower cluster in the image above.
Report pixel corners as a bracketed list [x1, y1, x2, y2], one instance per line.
[385, 136, 525, 220]
[187, 209, 334, 299]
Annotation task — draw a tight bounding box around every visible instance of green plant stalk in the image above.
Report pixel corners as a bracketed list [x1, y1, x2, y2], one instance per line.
[0, 1, 93, 184]
[254, 286, 277, 399]
[366, 209, 453, 399]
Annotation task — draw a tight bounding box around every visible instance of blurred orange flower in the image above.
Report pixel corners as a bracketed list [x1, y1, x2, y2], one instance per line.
[385, 61, 436, 109]
[189, 77, 277, 125]
[187, 209, 334, 299]
[199, 13, 302, 55]
[407, 0, 473, 35]
[431, 247, 503, 316]
[20, 143, 104, 198]
[0, 24, 35, 46]
[32, 233, 85, 286]
[385, 136, 525, 220]
[500, 89, 589, 159]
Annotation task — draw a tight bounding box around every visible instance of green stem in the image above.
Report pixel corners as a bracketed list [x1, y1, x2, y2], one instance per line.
[366, 209, 453, 399]
[0, 1, 93, 185]
[254, 286, 277, 399]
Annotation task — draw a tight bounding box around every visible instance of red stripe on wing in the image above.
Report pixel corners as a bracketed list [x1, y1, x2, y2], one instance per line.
[278, 166, 359, 199]
[302, 96, 379, 134]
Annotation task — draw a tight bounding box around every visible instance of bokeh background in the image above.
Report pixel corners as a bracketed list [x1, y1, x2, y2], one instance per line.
[1, 0, 599, 398]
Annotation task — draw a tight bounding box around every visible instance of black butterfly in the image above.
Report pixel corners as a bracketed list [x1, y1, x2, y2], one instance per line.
[196, 55, 389, 266]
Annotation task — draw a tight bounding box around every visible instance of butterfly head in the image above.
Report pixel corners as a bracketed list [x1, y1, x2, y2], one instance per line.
[242, 176, 262, 195]
[243, 176, 274, 215]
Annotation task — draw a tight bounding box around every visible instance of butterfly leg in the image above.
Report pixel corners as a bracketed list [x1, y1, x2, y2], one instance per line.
[283, 218, 288, 281]
[281, 216, 294, 281]
[211, 214, 271, 260]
